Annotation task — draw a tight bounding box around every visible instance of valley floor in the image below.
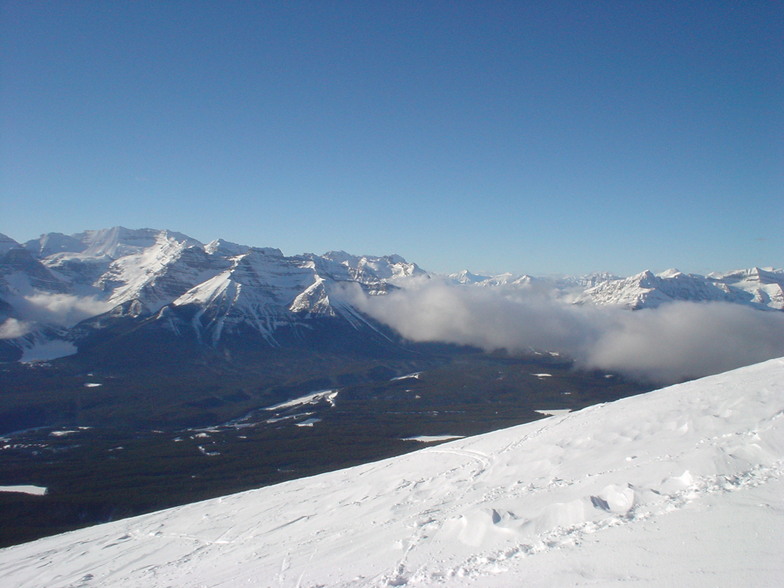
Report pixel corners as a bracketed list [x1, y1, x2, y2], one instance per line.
[0, 358, 782, 587]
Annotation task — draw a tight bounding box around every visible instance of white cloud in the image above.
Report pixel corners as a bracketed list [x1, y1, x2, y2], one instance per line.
[347, 280, 784, 384]
[20, 293, 112, 327]
[581, 302, 784, 383]
[0, 318, 34, 339]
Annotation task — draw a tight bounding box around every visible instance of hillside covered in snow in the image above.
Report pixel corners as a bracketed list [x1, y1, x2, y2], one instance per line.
[1, 357, 782, 587]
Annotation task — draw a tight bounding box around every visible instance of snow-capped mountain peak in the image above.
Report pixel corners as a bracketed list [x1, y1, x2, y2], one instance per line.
[657, 267, 682, 278]
[0, 234, 22, 255]
[323, 251, 425, 282]
[448, 269, 491, 284]
[203, 238, 251, 257]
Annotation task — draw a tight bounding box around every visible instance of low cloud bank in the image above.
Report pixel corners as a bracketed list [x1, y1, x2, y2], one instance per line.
[0, 293, 111, 340]
[21, 293, 112, 327]
[347, 280, 784, 384]
[0, 318, 33, 339]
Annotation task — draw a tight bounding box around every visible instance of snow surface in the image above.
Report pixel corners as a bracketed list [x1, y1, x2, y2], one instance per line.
[1, 358, 782, 587]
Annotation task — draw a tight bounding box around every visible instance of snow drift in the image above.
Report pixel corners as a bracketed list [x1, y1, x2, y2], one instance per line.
[1, 357, 782, 587]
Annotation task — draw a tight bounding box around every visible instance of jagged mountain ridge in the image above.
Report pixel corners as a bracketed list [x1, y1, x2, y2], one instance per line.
[0, 227, 781, 361]
[576, 267, 784, 310]
[0, 228, 426, 360]
[448, 266, 784, 311]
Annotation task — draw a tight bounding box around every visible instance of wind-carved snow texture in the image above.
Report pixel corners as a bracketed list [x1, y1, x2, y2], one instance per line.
[1, 358, 782, 587]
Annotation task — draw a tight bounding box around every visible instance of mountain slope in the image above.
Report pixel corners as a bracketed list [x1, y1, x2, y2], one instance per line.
[1, 357, 781, 587]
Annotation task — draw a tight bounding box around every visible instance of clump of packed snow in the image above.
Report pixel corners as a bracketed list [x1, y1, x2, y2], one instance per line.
[1, 358, 782, 587]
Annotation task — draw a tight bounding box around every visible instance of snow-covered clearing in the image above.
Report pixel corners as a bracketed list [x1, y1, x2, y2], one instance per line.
[391, 372, 422, 381]
[0, 485, 47, 496]
[1, 358, 782, 587]
[295, 417, 321, 427]
[48, 430, 78, 437]
[264, 389, 339, 411]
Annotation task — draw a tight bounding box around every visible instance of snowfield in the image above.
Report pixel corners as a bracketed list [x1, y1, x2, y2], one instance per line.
[1, 358, 783, 587]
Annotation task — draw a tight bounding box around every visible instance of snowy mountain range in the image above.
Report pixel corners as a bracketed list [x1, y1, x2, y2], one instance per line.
[1, 356, 781, 586]
[448, 266, 784, 310]
[0, 227, 781, 362]
[577, 267, 784, 310]
[0, 228, 424, 360]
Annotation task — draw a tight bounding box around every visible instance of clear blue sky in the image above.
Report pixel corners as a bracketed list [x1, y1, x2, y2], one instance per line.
[1, 1, 781, 276]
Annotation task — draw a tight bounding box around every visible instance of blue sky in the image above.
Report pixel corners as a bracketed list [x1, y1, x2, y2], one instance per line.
[1, 1, 781, 276]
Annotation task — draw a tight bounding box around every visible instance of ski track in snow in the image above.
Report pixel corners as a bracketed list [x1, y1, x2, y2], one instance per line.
[1, 359, 783, 587]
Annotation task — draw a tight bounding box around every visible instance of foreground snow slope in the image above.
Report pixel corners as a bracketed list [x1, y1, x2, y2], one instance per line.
[2, 359, 783, 587]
